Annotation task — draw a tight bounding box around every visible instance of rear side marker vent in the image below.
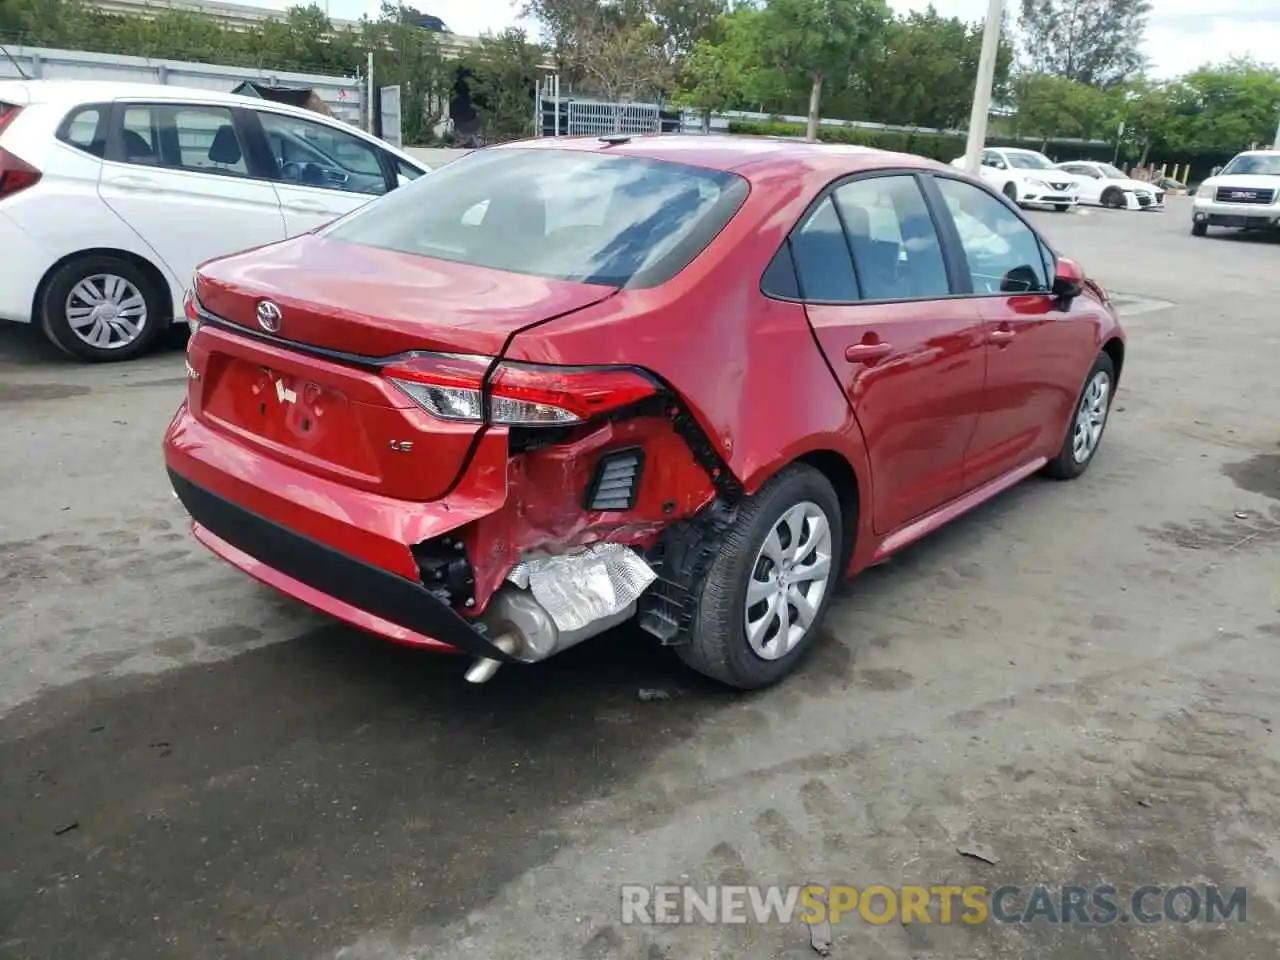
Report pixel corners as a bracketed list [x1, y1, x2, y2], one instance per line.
[586, 448, 644, 512]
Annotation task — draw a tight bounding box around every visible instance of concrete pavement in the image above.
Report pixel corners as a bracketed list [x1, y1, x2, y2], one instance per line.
[1, 198, 1278, 959]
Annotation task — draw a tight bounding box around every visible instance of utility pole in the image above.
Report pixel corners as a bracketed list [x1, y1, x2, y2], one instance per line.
[963, 0, 1005, 174]
[366, 51, 375, 135]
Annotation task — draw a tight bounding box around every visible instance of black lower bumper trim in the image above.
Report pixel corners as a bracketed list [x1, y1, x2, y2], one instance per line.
[167, 469, 515, 662]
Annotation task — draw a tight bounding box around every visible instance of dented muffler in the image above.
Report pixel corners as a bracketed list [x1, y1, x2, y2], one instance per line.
[467, 543, 657, 682]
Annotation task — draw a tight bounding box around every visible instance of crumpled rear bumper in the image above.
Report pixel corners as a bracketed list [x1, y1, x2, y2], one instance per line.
[168, 468, 519, 662]
[164, 400, 520, 661]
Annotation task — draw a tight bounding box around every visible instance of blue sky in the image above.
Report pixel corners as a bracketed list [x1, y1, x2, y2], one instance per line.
[273, 0, 1277, 79]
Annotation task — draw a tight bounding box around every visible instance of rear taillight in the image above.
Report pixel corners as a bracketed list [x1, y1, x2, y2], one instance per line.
[183, 289, 200, 335]
[0, 104, 19, 135]
[383, 353, 660, 426]
[0, 146, 41, 201]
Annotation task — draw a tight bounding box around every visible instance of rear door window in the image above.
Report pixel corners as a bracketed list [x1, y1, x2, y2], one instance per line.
[113, 103, 250, 177]
[322, 148, 749, 288]
[57, 104, 109, 157]
[833, 175, 951, 300]
[789, 197, 858, 302]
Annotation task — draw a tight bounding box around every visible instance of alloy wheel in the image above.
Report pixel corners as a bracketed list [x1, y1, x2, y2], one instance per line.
[744, 500, 834, 661]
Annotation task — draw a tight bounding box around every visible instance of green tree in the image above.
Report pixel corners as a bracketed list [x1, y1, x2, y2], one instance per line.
[1168, 59, 1280, 152]
[465, 27, 543, 142]
[522, 0, 671, 101]
[1012, 72, 1111, 145]
[359, 3, 452, 144]
[1108, 78, 1173, 164]
[857, 7, 1013, 131]
[1017, 0, 1151, 89]
[671, 7, 763, 121]
[755, 0, 890, 141]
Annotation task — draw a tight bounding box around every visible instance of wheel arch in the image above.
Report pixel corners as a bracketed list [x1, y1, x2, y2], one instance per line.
[32, 248, 180, 327]
[793, 448, 862, 576]
[1101, 336, 1124, 387]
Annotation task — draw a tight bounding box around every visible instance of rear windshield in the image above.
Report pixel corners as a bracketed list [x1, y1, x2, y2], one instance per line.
[320, 147, 750, 288]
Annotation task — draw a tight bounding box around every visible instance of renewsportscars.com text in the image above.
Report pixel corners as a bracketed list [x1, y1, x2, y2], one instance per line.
[620, 884, 1248, 926]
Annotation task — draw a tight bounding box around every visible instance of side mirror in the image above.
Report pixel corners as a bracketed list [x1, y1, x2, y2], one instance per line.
[1052, 257, 1085, 304]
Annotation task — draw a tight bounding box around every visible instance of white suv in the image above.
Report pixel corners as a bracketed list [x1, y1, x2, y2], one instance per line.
[0, 79, 430, 361]
[1190, 150, 1280, 238]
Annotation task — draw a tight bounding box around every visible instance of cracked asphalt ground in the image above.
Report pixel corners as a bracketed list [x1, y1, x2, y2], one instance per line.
[2, 198, 1279, 960]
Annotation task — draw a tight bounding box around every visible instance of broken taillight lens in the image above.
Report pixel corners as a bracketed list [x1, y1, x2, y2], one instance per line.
[0, 145, 41, 202]
[384, 353, 659, 426]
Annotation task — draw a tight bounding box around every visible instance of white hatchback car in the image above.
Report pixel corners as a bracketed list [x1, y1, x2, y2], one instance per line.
[0, 79, 430, 361]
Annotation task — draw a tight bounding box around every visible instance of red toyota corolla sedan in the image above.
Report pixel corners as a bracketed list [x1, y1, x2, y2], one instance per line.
[164, 135, 1125, 689]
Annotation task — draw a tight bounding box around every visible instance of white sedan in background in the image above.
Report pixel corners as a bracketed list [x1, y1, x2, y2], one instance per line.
[0, 79, 429, 362]
[1054, 160, 1165, 210]
[950, 147, 1082, 211]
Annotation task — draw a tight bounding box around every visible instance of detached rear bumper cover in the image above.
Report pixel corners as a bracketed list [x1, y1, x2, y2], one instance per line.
[168, 469, 518, 662]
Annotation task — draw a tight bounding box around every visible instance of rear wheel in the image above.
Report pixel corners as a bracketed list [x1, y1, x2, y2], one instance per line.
[1191, 221, 1208, 237]
[1044, 352, 1115, 480]
[39, 255, 167, 362]
[677, 464, 843, 690]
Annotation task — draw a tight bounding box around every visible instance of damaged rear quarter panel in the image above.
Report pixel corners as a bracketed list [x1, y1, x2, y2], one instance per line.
[461, 415, 717, 611]
[499, 162, 875, 566]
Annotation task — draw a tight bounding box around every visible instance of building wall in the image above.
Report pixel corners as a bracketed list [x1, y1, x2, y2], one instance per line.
[85, 0, 484, 58]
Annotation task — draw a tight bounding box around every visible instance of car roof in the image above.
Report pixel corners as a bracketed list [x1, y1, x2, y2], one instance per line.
[489, 134, 948, 180]
[0, 78, 323, 118]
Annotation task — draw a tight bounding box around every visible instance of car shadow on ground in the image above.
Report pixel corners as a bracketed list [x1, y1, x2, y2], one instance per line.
[1212, 229, 1280, 245]
[0, 323, 190, 368]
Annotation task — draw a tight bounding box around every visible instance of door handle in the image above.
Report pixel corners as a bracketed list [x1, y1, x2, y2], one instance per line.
[987, 328, 1016, 345]
[285, 199, 329, 213]
[845, 342, 893, 363]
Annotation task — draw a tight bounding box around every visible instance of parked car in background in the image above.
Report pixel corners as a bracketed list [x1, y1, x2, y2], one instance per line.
[1053, 160, 1165, 210]
[166, 136, 1126, 691]
[0, 79, 430, 361]
[950, 147, 1082, 211]
[1190, 150, 1280, 237]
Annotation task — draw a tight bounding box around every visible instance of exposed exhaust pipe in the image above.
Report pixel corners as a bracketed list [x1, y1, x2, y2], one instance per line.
[464, 631, 520, 684]
[464, 544, 658, 683]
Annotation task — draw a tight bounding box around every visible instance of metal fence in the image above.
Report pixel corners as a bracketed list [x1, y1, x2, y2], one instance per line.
[0, 44, 364, 126]
[564, 101, 660, 136]
[536, 95, 683, 138]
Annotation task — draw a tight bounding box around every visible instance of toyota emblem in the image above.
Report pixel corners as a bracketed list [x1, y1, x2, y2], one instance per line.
[256, 300, 283, 333]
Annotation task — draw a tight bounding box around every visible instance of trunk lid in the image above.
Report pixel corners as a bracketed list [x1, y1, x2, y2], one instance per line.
[189, 235, 618, 502]
[194, 233, 618, 358]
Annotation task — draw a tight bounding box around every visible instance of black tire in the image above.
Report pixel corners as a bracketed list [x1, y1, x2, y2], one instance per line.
[1002, 182, 1019, 206]
[1190, 221, 1208, 237]
[39, 255, 167, 362]
[1043, 352, 1116, 480]
[1054, 203, 1071, 212]
[676, 464, 843, 690]
[1101, 187, 1124, 209]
